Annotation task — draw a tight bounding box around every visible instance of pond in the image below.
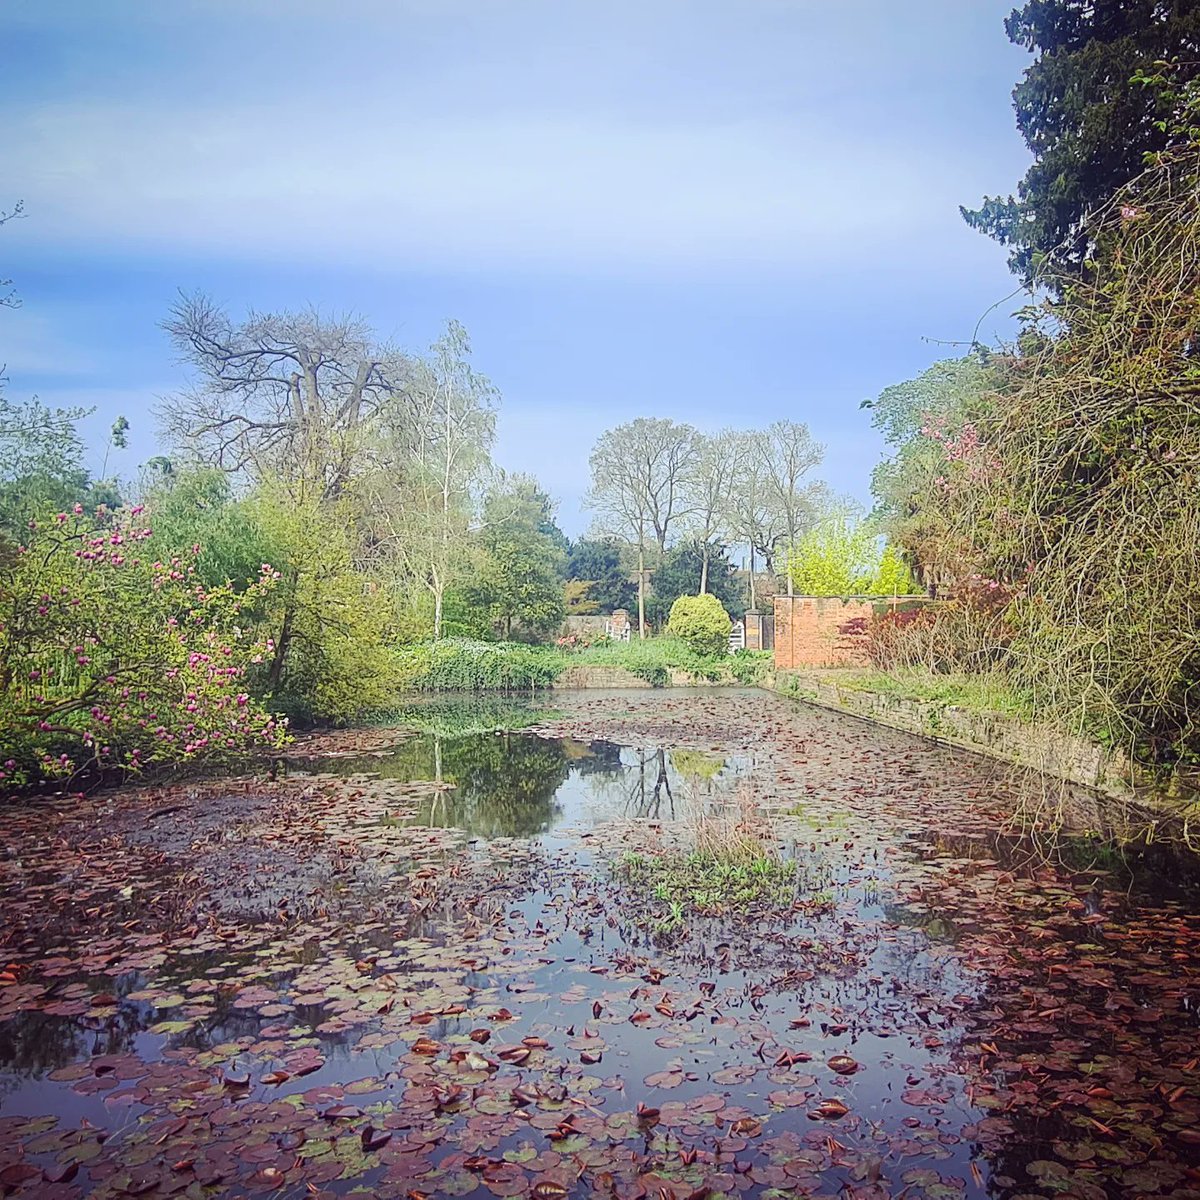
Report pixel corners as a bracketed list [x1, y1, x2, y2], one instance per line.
[1, 688, 1198, 1199]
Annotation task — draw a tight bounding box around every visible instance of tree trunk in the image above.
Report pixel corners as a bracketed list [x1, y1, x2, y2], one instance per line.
[700, 544, 709, 595]
[748, 547, 757, 610]
[267, 603, 295, 693]
[637, 528, 647, 640]
[433, 573, 444, 640]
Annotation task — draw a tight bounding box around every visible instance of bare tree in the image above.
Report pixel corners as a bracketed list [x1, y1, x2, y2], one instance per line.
[757, 421, 824, 595]
[587, 433, 652, 638]
[728, 431, 772, 611]
[683, 429, 743, 595]
[729, 422, 825, 600]
[158, 291, 413, 500]
[0, 201, 24, 312]
[587, 418, 698, 637]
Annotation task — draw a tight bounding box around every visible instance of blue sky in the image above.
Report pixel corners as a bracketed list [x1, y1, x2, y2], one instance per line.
[0, 1, 1030, 537]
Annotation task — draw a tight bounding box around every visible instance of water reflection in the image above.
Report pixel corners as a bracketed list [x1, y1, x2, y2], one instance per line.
[290, 731, 753, 839]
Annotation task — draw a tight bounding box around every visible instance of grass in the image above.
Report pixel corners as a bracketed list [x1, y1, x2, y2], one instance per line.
[571, 638, 769, 685]
[395, 636, 773, 692]
[839, 667, 1033, 718]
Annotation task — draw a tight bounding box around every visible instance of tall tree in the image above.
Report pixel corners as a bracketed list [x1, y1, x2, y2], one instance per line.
[683, 429, 742, 595]
[465, 476, 567, 641]
[962, 1, 1200, 285]
[587, 418, 698, 637]
[743, 421, 825, 596]
[364, 321, 497, 639]
[159, 292, 412, 499]
[647, 539, 746, 627]
[727, 431, 773, 612]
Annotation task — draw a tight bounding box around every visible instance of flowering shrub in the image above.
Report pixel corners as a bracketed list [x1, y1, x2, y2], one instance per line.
[859, 580, 1014, 674]
[555, 631, 610, 651]
[0, 506, 288, 790]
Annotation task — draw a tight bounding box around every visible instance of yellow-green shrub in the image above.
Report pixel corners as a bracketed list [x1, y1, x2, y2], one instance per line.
[666, 594, 731, 657]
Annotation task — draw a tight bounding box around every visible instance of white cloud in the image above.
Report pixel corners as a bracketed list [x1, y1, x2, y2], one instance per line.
[2, 99, 993, 275]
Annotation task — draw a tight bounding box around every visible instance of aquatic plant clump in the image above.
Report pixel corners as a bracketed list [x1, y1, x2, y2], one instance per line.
[614, 787, 808, 932]
[617, 849, 799, 928]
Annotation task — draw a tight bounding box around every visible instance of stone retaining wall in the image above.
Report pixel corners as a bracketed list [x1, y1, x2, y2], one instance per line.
[552, 666, 653, 690]
[772, 668, 1139, 800]
[551, 666, 731, 689]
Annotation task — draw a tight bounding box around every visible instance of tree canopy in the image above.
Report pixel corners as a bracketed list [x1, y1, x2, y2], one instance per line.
[962, 0, 1200, 285]
[648, 539, 745, 627]
[465, 477, 567, 641]
[566, 538, 636, 614]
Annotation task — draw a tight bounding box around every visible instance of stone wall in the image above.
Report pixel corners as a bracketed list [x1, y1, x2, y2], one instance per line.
[772, 668, 1139, 801]
[552, 665, 652, 690]
[551, 665, 751, 690]
[560, 615, 609, 638]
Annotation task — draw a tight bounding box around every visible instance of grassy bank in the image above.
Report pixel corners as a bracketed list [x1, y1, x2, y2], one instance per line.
[394, 637, 772, 691]
[837, 667, 1033, 718]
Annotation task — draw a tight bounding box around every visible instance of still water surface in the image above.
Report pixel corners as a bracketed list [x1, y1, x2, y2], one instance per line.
[1, 690, 1197, 1199]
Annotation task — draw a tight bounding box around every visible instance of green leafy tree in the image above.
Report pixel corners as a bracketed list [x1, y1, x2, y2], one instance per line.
[869, 544, 922, 597]
[565, 538, 635, 613]
[666, 593, 732, 657]
[437, 588, 497, 640]
[0, 396, 97, 535]
[247, 485, 399, 722]
[144, 467, 280, 592]
[564, 579, 600, 615]
[647, 539, 745, 627]
[364, 321, 498, 639]
[465, 477, 567, 641]
[788, 515, 876, 596]
[962, 1, 1200, 284]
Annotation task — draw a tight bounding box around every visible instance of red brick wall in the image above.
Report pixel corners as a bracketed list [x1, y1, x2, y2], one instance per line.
[772, 596, 882, 669]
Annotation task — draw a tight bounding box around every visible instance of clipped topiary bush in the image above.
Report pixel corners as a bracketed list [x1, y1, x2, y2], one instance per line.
[666, 593, 731, 658]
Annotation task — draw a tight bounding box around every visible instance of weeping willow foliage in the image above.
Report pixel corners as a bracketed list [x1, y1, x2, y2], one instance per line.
[962, 152, 1200, 761]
